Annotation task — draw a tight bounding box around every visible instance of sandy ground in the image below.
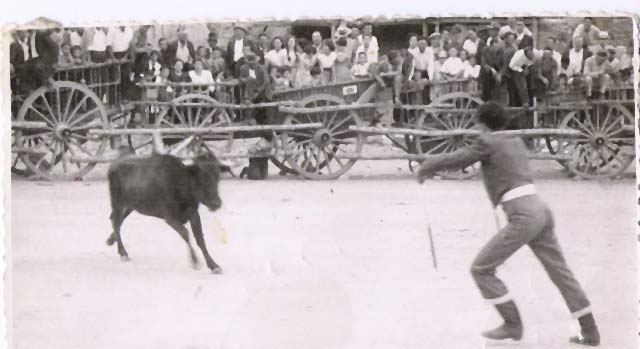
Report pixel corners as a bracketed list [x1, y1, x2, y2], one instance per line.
[8, 159, 638, 349]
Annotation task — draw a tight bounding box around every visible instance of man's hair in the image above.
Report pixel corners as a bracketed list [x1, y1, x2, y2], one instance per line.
[336, 37, 348, 47]
[387, 50, 399, 62]
[477, 101, 507, 131]
[547, 36, 557, 43]
[408, 32, 418, 41]
[259, 33, 269, 39]
[417, 36, 426, 42]
[357, 52, 367, 58]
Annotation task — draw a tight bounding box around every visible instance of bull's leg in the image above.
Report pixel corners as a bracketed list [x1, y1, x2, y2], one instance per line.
[109, 208, 132, 261]
[107, 208, 132, 246]
[189, 212, 222, 274]
[165, 219, 200, 269]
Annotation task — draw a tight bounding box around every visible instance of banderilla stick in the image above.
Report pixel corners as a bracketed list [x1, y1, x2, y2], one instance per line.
[427, 225, 438, 269]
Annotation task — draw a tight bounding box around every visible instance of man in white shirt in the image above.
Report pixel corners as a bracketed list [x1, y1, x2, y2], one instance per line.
[440, 47, 465, 79]
[358, 23, 379, 51]
[567, 36, 587, 78]
[509, 46, 536, 106]
[462, 30, 480, 56]
[87, 27, 109, 63]
[572, 17, 601, 47]
[408, 36, 434, 79]
[107, 26, 134, 60]
[355, 34, 378, 63]
[226, 26, 254, 76]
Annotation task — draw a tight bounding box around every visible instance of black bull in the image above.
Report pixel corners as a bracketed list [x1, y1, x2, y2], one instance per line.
[107, 153, 232, 274]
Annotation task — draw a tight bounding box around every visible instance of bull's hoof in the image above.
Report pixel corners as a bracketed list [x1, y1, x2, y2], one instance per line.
[211, 266, 223, 275]
[106, 236, 116, 246]
[120, 255, 131, 262]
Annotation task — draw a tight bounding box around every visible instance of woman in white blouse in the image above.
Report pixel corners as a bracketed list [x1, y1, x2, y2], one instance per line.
[316, 40, 337, 84]
[188, 59, 215, 95]
[265, 37, 288, 68]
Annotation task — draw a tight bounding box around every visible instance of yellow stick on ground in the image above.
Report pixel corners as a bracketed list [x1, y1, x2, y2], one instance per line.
[211, 216, 228, 245]
[428, 226, 438, 269]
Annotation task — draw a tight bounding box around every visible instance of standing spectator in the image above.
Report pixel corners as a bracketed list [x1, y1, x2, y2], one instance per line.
[284, 37, 298, 68]
[10, 30, 31, 67]
[463, 56, 481, 79]
[351, 52, 370, 79]
[169, 60, 190, 83]
[509, 45, 537, 106]
[317, 40, 337, 84]
[207, 33, 224, 56]
[265, 37, 288, 68]
[70, 45, 85, 65]
[168, 26, 196, 70]
[146, 50, 162, 78]
[583, 49, 611, 98]
[440, 47, 465, 80]
[545, 36, 562, 68]
[348, 27, 361, 61]
[311, 31, 323, 53]
[409, 36, 434, 80]
[501, 31, 519, 106]
[408, 33, 419, 51]
[107, 26, 134, 60]
[514, 20, 533, 45]
[532, 47, 558, 97]
[256, 33, 269, 65]
[334, 37, 352, 82]
[64, 27, 84, 49]
[86, 27, 109, 63]
[462, 30, 480, 56]
[14, 29, 59, 92]
[226, 26, 253, 77]
[572, 17, 601, 47]
[157, 38, 172, 66]
[428, 32, 442, 57]
[450, 25, 465, 49]
[132, 25, 154, 54]
[295, 45, 316, 87]
[430, 50, 448, 100]
[209, 47, 226, 77]
[358, 23, 379, 53]
[356, 34, 378, 63]
[605, 45, 621, 80]
[478, 22, 508, 104]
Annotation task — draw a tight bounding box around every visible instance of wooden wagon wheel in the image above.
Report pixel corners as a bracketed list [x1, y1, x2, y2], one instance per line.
[559, 103, 634, 179]
[281, 94, 364, 180]
[14, 81, 109, 180]
[155, 94, 233, 158]
[414, 92, 482, 180]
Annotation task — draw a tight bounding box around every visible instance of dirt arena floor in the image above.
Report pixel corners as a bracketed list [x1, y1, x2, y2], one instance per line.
[8, 158, 638, 349]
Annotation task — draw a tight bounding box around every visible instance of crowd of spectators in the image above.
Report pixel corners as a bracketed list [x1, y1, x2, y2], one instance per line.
[9, 17, 634, 104]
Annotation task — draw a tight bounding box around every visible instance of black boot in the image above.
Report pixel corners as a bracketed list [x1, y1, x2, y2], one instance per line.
[569, 313, 600, 346]
[482, 300, 523, 341]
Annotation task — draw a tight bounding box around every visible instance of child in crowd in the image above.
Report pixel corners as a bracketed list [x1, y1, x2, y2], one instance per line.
[155, 66, 174, 102]
[295, 45, 317, 87]
[440, 47, 465, 80]
[273, 66, 292, 90]
[317, 40, 337, 84]
[334, 37, 353, 82]
[408, 70, 430, 104]
[58, 43, 74, 66]
[70, 45, 85, 65]
[351, 52, 370, 79]
[556, 73, 569, 92]
[146, 50, 162, 80]
[430, 50, 448, 100]
[463, 56, 480, 79]
[310, 65, 323, 86]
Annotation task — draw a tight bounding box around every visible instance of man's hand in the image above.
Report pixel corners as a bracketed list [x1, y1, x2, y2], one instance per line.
[541, 77, 549, 86]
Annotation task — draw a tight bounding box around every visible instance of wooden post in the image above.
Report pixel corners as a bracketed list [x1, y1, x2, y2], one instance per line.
[423, 19, 429, 38]
[532, 17, 539, 48]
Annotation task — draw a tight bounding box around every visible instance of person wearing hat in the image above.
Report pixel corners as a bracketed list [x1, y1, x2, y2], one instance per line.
[508, 43, 537, 107]
[582, 47, 612, 98]
[572, 17, 601, 47]
[11, 29, 59, 93]
[226, 25, 255, 77]
[358, 22, 379, 52]
[428, 32, 442, 57]
[486, 21, 501, 46]
[501, 31, 519, 106]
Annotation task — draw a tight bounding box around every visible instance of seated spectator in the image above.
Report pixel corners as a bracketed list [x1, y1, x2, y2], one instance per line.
[155, 66, 174, 102]
[282, 66, 294, 88]
[582, 49, 611, 98]
[409, 36, 434, 80]
[351, 52, 370, 79]
[107, 26, 134, 60]
[64, 27, 84, 48]
[265, 37, 288, 68]
[188, 58, 216, 94]
[463, 55, 481, 79]
[605, 45, 621, 80]
[462, 30, 480, 56]
[334, 37, 353, 82]
[556, 73, 569, 92]
[209, 47, 226, 76]
[146, 50, 162, 79]
[545, 36, 562, 67]
[86, 27, 109, 63]
[70, 45, 85, 65]
[407, 70, 430, 104]
[616, 45, 633, 82]
[573, 17, 601, 47]
[169, 59, 190, 95]
[440, 47, 465, 80]
[272, 66, 292, 90]
[567, 36, 590, 77]
[355, 34, 378, 64]
[58, 43, 74, 66]
[195, 45, 209, 62]
[317, 40, 337, 84]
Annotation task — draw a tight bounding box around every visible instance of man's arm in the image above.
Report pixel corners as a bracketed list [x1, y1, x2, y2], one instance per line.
[509, 51, 524, 72]
[417, 138, 489, 182]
